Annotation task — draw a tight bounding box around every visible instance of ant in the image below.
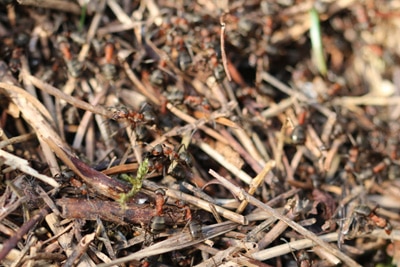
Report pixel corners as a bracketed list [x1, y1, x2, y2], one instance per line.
[353, 205, 392, 234]
[183, 95, 211, 112]
[145, 143, 193, 179]
[8, 47, 23, 73]
[341, 204, 392, 239]
[5, 32, 30, 73]
[290, 109, 307, 145]
[356, 157, 391, 181]
[149, 68, 167, 87]
[208, 51, 226, 82]
[149, 189, 167, 235]
[57, 36, 83, 77]
[175, 200, 202, 240]
[296, 250, 312, 267]
[188, 219, 202, 239]
[111, 103, 156, 128]
[101, 40, 117, 80]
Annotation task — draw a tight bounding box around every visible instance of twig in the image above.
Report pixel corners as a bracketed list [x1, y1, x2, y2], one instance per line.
[143, 180, 248, 225]
[209, 169, 363, 267]
[165, 102, 231, 144]
[219, 15, 232, 81]
[258, 209, 296, 249]
[72, 91, 106, 150]
[231, 127, 266, 168]
[78, 0, 106, 62]
[107, 0, 132, 25]
[252, 229, 400, 261]
[123, 61, 161, 105]
[16, 0, 81, 14]
[323, 135, 346, 172]
[220, 129, 263, 173]
[10, 235, 37, 267]
[63, 232, 96, 267]
[0, 207, 50, 261]
[97, 221, 238, 267]
[195, 140, 253, 185]
[23, 74, 111, 117]
[261, 97, 296, 119]
[0, 148, 59, 188]
[1, 79, 132, 198]
[0, 132, 35, 150]
[332, 96, 400, 106]
[195, 246, 240, 267]
[236, 160, 276, 213]
[0, 81, 53, 123]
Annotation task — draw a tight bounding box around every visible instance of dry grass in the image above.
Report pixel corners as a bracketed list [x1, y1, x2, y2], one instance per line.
[1, 0, 400, 266]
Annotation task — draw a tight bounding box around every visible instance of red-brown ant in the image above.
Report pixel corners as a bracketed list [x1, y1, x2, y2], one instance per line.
[146, 143, 193, 178]
[57, 36, 83, 77]
[111, 103, 156, 128]
[183, 95, 211, 112]
[102, 40, 117, 80]
[149, 189, 167, 235]
[175, 200, 202, 240]
[342, 204, 392, 239]
[296, 250, 312, 267]
[354, 205, 392, 235]
[356, 157, 391, 181]
[290, 109, 307, 145]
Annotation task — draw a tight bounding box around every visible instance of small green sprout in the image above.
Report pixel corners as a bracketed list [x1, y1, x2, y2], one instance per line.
[119, 158, 149, 205]
[78, 4, 87, 32]
[309, 7, 327, 76]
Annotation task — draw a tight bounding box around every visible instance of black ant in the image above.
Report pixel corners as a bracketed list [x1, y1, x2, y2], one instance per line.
[149, 189, 167, 235]
[175, 200, 202, 240]
[145, 143, 193, 179]
[290, 109, 307, 145]
[111, 103, 156, 128]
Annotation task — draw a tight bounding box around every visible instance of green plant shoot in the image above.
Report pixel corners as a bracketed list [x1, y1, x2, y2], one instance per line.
[119, 158, 149, 205]
[78, 4, 87, 32]
[309, 7, 327, 76]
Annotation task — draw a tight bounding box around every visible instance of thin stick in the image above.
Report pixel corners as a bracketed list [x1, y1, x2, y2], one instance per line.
[220, 129, 263, 173]
[209, 169, 362, 267]
[0, 208, 50, 261]
[165, 102, 230, 145]
[0, 148, 59, 188]
[0, 82, 53, 122]
[231, 127, 266, 168]
[252, 229, 400, 261]
[97, 222, 238, 267]
[16, 0, 80, 14]
[196, 141, 253, 185]
[23, 75, 111, 117]
[123, 61, 161, 105]
[220, 15, 232, 81]
[143, 180, 248, 225]
[72, 92, 106, 149]
[78, 0, 106, 62]
[0, 133, 35, 150]
[332, 96, 400, 106]
[236, 160, 275, 213]
[107, 0, 132, 25]
[261, 97, 296, 118]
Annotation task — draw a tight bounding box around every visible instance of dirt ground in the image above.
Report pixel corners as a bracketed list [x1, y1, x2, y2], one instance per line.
[1, 0, 400, 266]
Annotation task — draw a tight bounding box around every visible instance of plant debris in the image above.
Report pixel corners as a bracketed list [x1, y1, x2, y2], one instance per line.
[1, 0, 400, 266]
